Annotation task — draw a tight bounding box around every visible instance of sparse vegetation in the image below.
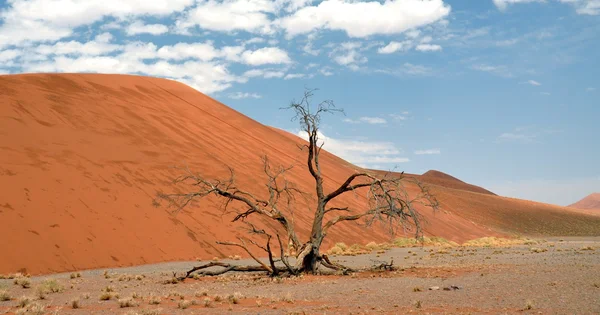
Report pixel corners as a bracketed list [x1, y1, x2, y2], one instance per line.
[227, 292, 243, 304]
[148, 295, 161, 305]
[524, 300, 535, 310]
[118, 297, 139, 308]
[178, 299, 194, 309]
[13, 277, 31, 288]
[195, 288, 209, 297]
[18, 296, 33, 308]
[71, 298, 80, 309]
[203, 297, 212, 307]
[70, 272, 82, 279]
[0, 290, 11, 301]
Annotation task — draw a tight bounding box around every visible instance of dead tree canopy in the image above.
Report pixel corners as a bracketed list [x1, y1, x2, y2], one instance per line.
[157, 88, 438, 277]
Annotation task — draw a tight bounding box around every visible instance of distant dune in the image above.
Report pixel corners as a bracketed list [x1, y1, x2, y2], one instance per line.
[1, 73, 599, 275]
[569, 193, 600, 210]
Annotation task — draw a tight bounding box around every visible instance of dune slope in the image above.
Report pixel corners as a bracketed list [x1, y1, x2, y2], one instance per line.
[1, 73, 599, 275]
[569, 193, 600, 210]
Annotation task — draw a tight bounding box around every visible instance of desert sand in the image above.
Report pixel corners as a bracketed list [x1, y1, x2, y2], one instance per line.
[1, 73, 599, 276]
[569, 193, 600, 210]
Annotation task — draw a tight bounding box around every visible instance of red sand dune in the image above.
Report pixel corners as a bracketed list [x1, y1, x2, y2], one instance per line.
[1, 74, 599, 275]
[569, 193, 600, 210]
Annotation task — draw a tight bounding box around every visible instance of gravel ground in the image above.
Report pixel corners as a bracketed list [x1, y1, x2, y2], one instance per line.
[1, 237, 599, 314]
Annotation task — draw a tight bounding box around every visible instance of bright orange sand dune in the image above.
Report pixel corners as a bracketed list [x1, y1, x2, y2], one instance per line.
[1, 73, 599, 275]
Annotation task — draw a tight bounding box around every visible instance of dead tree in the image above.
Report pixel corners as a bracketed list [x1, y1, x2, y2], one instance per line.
[156, 89, 438, 277]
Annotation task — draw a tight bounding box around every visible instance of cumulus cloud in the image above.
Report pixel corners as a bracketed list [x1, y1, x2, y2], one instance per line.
[526, 79, 542, 86]
[126, 21, 169, 36]
[278, 0, 451, 38]
[240, 47, 292, 65]
[0, 0, 193, 47]
[378, 41, 412, 54]
[297, 130, 409, 167]
[415, 44, 442, 52]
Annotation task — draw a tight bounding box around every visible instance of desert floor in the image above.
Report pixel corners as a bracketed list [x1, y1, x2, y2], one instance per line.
[1, 237, 599, 315]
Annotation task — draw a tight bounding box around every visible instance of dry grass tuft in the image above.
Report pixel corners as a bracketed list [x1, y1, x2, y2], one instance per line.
[227, 292, 243, 304]
[178, 300, 193, 309]
[530, 247, 548, 253]
[0, 290, 11, 301]
[463, 237, 534, 247]
[16, 301, 46, 315]
[18, 296, 33, 308]
[203, 298, 212, 307]
[280, 292, 294, 304]
[13, 277, 31, 288]
[213, 294, 223, 302]
[70, 272, 82, 279]
[148, 295, 161, 305]
[37, 279, 64, 296]
[195, 288, 209, 297]
[118, 297, 139, 308]
[524, 300, 534, 310]
[581, 246, 595, 251]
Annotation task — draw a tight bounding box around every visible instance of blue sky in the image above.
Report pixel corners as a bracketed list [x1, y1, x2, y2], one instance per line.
[0, 0, 598, 205]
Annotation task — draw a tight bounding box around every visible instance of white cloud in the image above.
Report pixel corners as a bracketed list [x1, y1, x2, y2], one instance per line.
[586, 87, 596, 91]
[415, 44, 442, 52]
[126, 21, 169, 36]
[175, 0, 276, 34]
[493, 0, 545, 11]
[243, 69, 286, 79]
[414, 149, 441, 155]
[278, 0, 451, 38]
[156, 42, 220, 61]
[296, 130, 409, 167]
[497, 132, 537, 142]
[378, 41, 412, 54]
[34, 34, 121, 56]
[320, 67, 334, 76]
[241, 47, 292, 65]
[0, 49, 21, 62]
[284, 73, 305, 80]
[329, 42, 368, 70]
[390, 113, 408, 121]
[526, 79, 542, 86]
[0, 0, 194, 47]
[228, 92, 262, 99]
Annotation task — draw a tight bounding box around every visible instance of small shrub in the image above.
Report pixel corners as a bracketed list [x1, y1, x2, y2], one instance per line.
[0, 290, 11, 301]
[148, 295, 161, 305]
[38, 279, 64, 295]
[70, 272, 82, 279]
[413, 287, 422, 292]
[203, 298, 212, 307]
[581, 246, 595, 251]
[18, 296, 33, 308]
[524, 300, 534, 310]
[530, 247, 547, 253]
[99, 292, 118, 301]
[195, 289, 209, 297]
[214, 294, 223, 302]
[280, 292, 294, 304]
[414, 300, 422, 309]
[14, 277, 31, 288]
[227, 292, 243, 304]
[71, 298, 81, 309]
[16, 301, 45, 315]
[82, 292, 90, 299]
[118, 297, 139, 308]
[178, 300, 192, 309]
